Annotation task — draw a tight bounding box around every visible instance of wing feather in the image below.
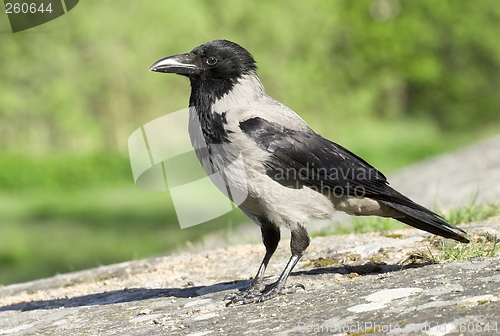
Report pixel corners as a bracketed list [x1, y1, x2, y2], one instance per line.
[240, 117, 469, 243]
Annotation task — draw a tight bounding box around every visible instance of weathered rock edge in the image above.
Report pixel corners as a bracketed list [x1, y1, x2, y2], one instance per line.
[1, 220, 499, 335]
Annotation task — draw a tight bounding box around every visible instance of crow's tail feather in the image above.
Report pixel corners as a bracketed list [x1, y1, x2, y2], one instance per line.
[381, 201, 470, 243]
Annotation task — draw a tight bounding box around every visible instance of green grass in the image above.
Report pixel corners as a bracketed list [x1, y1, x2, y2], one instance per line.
[330, 217, 406, 236]
[0, 153, 132, 191]
[0, 185, 245, 286]
[331, 199, 500, 265]
[320, 199, 500, 237]
[443, 202, 500, 226]
[325, 200, 500, 266]
[434, 233, 499, 262]
[404, 233, 500, 266]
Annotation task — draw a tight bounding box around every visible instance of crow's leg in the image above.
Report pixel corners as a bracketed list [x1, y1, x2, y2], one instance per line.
[249, 224, 309, 303]
[226, 218, 280, 304]
[228, 224, 310, 305]
[250, 220, 281, 290]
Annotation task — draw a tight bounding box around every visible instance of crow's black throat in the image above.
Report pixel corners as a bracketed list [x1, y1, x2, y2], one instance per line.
[189, 77, 237, 144]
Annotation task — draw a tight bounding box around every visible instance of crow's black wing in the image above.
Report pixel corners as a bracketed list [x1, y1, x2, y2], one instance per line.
[240, 117, 400, 202]
[240, 117, 469, 243]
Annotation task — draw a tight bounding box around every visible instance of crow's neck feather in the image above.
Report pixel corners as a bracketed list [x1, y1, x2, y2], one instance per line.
[188, 73, 263, 144]
[189, 77, 236, 144]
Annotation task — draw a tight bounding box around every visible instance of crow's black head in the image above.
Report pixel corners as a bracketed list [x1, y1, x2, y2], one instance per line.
[150, 39, 260, 111]
[149, 40, 257, 81]
[190, 40, 257, 80]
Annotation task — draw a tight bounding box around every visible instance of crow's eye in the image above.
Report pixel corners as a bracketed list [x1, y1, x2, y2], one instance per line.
[206, 56, 218, 66]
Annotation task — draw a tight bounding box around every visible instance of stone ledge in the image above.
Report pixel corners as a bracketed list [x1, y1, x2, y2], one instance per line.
[1, 220, 498, 335]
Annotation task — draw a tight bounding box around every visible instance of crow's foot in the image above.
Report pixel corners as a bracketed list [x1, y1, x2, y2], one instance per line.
[226, 283, 304, 306]
[224, 279, 265, 303]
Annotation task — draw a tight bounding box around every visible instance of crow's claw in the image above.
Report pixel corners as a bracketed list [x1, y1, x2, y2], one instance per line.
[225, 282, 305, 306]
[279, 283, 305, 294]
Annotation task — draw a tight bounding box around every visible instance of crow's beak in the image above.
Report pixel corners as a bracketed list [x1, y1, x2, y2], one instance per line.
[149, 53, 201, 75]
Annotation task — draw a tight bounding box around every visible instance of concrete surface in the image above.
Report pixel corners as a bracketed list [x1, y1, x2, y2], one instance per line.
[1, 220, 499, 335]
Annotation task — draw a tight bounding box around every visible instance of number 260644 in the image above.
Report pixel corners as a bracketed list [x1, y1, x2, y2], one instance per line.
[5, 3, 53, 14]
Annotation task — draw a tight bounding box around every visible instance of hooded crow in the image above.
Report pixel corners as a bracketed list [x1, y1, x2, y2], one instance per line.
[150, 40, 469, 305]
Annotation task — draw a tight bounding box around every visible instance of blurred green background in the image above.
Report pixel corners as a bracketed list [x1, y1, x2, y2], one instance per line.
[1, 0, 499, 286]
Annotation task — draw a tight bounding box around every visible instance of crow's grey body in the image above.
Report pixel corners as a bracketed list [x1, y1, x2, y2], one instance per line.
[189, 73, 335, 225]
[150, 40, 468, 305]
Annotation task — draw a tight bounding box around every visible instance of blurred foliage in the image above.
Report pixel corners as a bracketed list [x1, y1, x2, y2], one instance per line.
[0, 0, 499, 153]
[1, 0, 500, 285]
[333, 0, 500, 130]
[0, 187, 242, 285]
[0, 153, 131, 190]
